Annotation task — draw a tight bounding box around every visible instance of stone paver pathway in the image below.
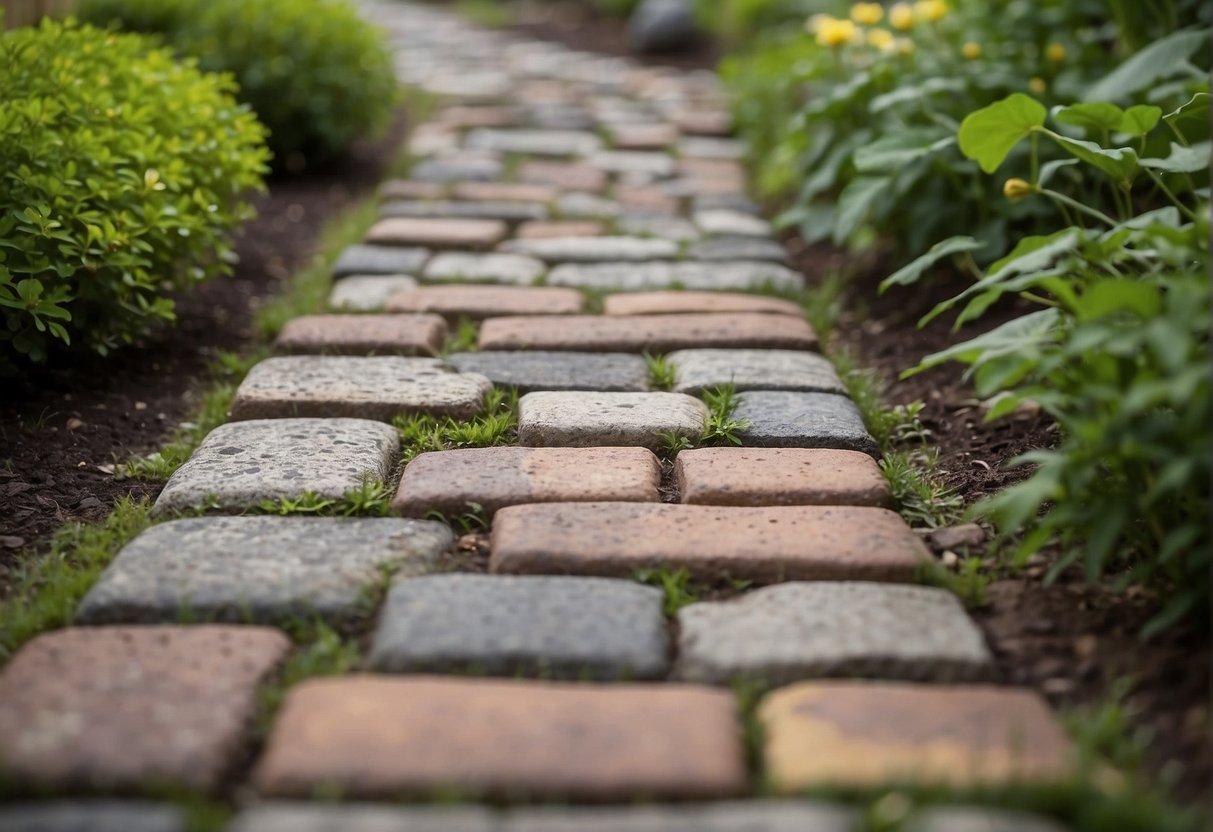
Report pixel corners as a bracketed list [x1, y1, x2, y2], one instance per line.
[0, 1, 1077, 827]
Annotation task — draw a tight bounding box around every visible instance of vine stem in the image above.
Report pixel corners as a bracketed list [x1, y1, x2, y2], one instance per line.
[1144, 169, 1200, 222]
[1038, 187, 1119, 227]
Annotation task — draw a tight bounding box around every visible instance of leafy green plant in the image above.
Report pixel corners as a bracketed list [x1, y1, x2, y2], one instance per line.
[0, 20, 268, 369]
[644, 352, 677, 391]
[633, 565, 699, 615]
[256, 620, 362, 738]
[424, 502, 489, 535]
[443, 317, 480, 355]
[254, 479, 392, 517]
[880, 449, 965, 530]
[700, 384, 751, 446]
[394, 388, 519, 463]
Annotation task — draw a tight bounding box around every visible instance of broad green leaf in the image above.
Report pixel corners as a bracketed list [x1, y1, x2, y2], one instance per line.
[1085, 29, 1209, 102]
[1139, 141, 1211, 173]
[903, 308, 1060, 376]
[1076, 279, 1162, 321]
[1163, 92, 1211, 142]
[958, 93, 1047, 173]
[1053, 102, 1123, 133]
[869, 77, 966, 113]
[854, 129, 954, 173]
[988, 228, 1082, 277]
[879, 236, 985, 293]
[1118, 105, 1162, 137]
[832, 176, 887, 244]
[1046, 133, 1139, 182]
[1038, 158, 1079, 187]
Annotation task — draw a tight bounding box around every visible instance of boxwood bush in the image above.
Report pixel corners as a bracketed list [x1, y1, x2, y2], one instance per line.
[0, 20, 269, 368]
[79, 0, 398, 169]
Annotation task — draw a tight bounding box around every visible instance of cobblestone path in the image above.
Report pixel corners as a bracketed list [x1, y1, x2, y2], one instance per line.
[0, 3, 1075, 829]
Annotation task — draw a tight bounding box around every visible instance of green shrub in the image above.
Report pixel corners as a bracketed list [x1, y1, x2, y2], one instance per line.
[79, 0, 399, 168]
[0, 20, 268, 368]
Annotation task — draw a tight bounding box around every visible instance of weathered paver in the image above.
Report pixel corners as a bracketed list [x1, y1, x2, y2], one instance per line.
[0, 803, 186, 832]
[380, 199, 547, 223]
[608, 123, 679, 150]
[680, 136, 747, 160]
[328, 274, 418, 311]
[693, 192, 762, 215]
[480, 314, 818, 353]
[0, 626, 289, 792]
[394, 446, 661, 517]
[253, 677, 746, 800]
[588, 150, 677, 178]
[453, 181, 557, 203]
[465, 128, 602, 156]
[674, 447, 891, 507]
[516, 220, 606, 239]
[688, 235, 789, 263]
[367, 574, 669, 679]
[76, 517, 454, 625]
[603, 290, 802, 317]
[153, 418, 399, 515]
[905, 808, 1071, 832]
[615, 185, 682, 214]
[546, 261, 801, 292]
[518, 391, 707, 450]
[435, 104, 521, 129]
[517, 160, 609, 192]
[366, 217, 507, 249]
[386, 285, 583, 319]
[422, 252, 546, 285]
[553, 192, 624, 218]
[490, 503, 931, 582]
[446, 350, 651, 393]
[274, 314, 447, 356]
[674, 582, 993, 685]
[669, 349, 844, 395]
[228, 805, 496, 832]
[379, 179, 449, 201]
[332, 244, 430, 278]
[694, 210, 773, 237]
[410, 154, 505, 183]
[760, 682, 1074, 790]
[230, 356, 492, 421]
[674, 110, 733, 136]
[500, 235, 679, 262]
[735, 391, 879, 457]
[615, 214, 700, 242]
[499, 803, 855, 832]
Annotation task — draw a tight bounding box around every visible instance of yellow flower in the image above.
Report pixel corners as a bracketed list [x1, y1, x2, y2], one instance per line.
[1003, 178, 1033, 202]
[962, 41, 981, 59]
[816, 17, 858, 47]
[850, 2, 885, 24]
[1046, 42, 1067, 63]
[896, 37, 915, 55]
[867, 28, 896, 51]
[1028, 76, 1047, 95]
[889, 2, 914, 29]
[913, 0, 948, 22]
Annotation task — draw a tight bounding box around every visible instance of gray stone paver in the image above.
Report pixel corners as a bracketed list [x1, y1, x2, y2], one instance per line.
[616, 214, 701, 242]
[0, 803, 185, 832]
[421, 252, 546, 284]
[518, 391, 707, 450]
[380, 199, 547, 223]
[735, 391, 879, 457]
[688, 236, 788, 263]
[465, 128, 602, 156]
[674, 582, 994, 685]
[227, 805, 496, 832]
[409, 154, 504, 183]
[693, 210, 772, 237]
[553, 191, 624, 218]
[669, 349, 845, 395]
[446, 350, 651, 392]
[367, 574, 669, 679]
[332, 244, 430, 278]
[153, 418, 399, 516]
[546, 260, 801, 292]
[76, 517, 453, 625]
[501, 235, 679, 262]
[328, 275, 418, 311]
[230, 356, 492, 421]
[501, 803, 854, 831]
[905, 808, 1072, 832]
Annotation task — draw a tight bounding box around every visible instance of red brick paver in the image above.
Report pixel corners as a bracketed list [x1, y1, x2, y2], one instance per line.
[0, 626, 289, 792]
[254, 676, 746, 800]
[275, 314, 447, 356]
[675, 448, 892, 507]
[385, 285, 584, 320]
[490, 503, 929, 582]
[366, 218, 508, 249]
[602, 291, 803, 317]
[393, 446, 662, 517]
[479, 314, 818, 353]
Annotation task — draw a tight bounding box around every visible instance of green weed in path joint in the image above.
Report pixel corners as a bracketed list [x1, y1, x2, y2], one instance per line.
[633, 565, 699, 616]
[644, 352, 676, 391]
[394, 387, 519, 463]
[700, 384, 750, 447]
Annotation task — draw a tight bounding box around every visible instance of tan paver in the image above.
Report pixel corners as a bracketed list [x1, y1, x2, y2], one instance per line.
[386, 285, 584, 320]
[366, 218, 507, 249]
[0, 626, 289, 792]
[479, 313, 818, 353]
[394, 446, 662, 517]
[253, 676, 746, 800]
[453, 182, 558, 203]
[675, 111, 733, 136]
[609, 123, 679, 150]
[434, 105, 520, 129]
[615, 186, 681, 214]
[491, 503, 929, 582]
[516, 220, 607, 239]
[275, 314, 447, 356]
[678, 158, 746, 182]
[760, 682, 1074, 791]
[603, 291, 803, 317]
[675, 448, 892, 507]
[517, 160, 609, 192]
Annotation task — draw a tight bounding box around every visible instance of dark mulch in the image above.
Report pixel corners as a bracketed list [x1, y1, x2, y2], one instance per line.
[0, 114, 408, 566]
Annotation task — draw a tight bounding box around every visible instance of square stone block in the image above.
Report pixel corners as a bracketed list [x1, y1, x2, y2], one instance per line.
[331, 244, 430, 278]
[500, 236, 679, 263]
[275, 314, 447, 356]
[490, 503, 931, 583]
[0, 626, 289, 792]
[366, 218, 507, 249]
[76, 517, 454, 625]
[674, 447, 891, 507]
[480, 314, 818, 353]
[367, 573, 669, 679]
[546, 261, 801, 292]
[328, 275, 418, 311]
[230, 356, 492, 421]
[422, 252, 546, 285]
[253, 677, 746, 800]
[669, 349, 844, 395]
[760, 682, 1074, 790]
[154, 418, 400, 516]
[518, 391, 707, 450]
[387, 285, 583, 320]
[674, 582, 994, 685]
[603, 291, 802, 317]
[446, 351, 652, 393]
[735, 392, 878, 457]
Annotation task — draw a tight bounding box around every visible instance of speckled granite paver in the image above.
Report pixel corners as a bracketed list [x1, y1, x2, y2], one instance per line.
[254, 677, 746, 800]
[688, 236, 789, 263]
[453, 181, 557, 203]
[694, 210, 772, 237]
[669, 349, 843, 395]
[554, 192, 624, 219]
[546, 261, 801, 292]
[227, 805, 496, 832]
[735, 391, 879, 457]
[380, 199, 547, 223]
[588, 150, 676, 177]
[500, 236, 679, 262]
[480, 314, 817, 353]
[905, 808, 1071, 832]
[394, 446, 661, 517]
[498, 803, 855, 832]
[760, 682, 1073, 790]
[615, 215, 700, 242]
[366, 217, 508, 249]
[153, 418, 399, 515]
[0, 626, 289, 792]
[410, 154, 504, 183]
[446, 351, 651, 393]
[675, 582, 993, 685]
[328, 275, 418, 311]
[518, 391, 707, 450]
[603, 291, 802, 317]
[421, 252, 546, 284]
[674, 447, 891, 507]
[465, 128, 601, 156]
[517, 160, 608, 191]
[76, 517, 453, 625]
[274, 314, 447, 356]
[332, 244, 430, 278]
[387, 285, 582, 319]
[491, 503, 931, 582]
[0, 803, 186, 832]
[367, 574, 668, 679]
[229, 356, 492, 421]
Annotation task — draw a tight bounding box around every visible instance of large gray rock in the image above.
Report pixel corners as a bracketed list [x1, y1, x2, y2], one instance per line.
[735, 391, 878, 457]
[669, 349, 845, 395]
[409, 154, 504, 183]
[674, 582, 994, 685]
[630, 0, 698, 54]
[0, 803, 184, 832]
[446, 351, 651, 393]
[76, 517, 453, 626]
[367, 574, 669, 679]
[518, 391, 707, 450]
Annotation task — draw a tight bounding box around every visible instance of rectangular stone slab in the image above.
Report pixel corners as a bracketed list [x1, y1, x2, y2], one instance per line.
[274, 314, 447, 356]
[394, 446, 661, 517]
[230, 356, 492, 421]
[517, 220, 607, 239]
[603, 291, 802, 317]
[379, 200, 547, 223]
[331, 244, 430, 278]
[228, 805, 497, 832]
[735, 391, 878, 457]
[421, 252, 546, 285]
[153, 418, 400, 516]
[674, 448, 891, 507]
[500, 236, 679, 263]
[75, 517, 454, 626]
[490, 503, 930, 583]
[387, 285, 583, 320]
[497, 803, 855, 832]
[465, 128, 602, 156]
[546, 261, 801, 292]
[0, 803, 186, 832]
[518, 391, 707, 450]
[668, 349, 844, 395]
[365, 218, 507, 249]
[480, 314, 818, 353]
[453, 181, 557, 203]
[253, 676, 746, 800]
[0, 626, 289, 793]
[517, 161, 609, 192]
[445, 351, 651, 393]
[328, 275, 418, 312]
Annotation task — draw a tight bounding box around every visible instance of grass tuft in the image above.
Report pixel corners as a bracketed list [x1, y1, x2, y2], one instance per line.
[644, 352, 677, 391]
[633, 565, 699, 616]
[394, 387, 519, 463]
